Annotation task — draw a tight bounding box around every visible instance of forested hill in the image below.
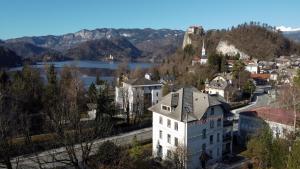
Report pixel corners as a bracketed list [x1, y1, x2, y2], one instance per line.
[0, 46, 22, 68]
[192, 23, 300, 60]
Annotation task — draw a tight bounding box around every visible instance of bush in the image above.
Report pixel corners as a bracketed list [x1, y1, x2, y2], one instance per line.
[96, 141, 121, 165]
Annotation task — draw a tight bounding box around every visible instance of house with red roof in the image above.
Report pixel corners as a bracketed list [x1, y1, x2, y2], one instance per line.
[238, 106, 297, 140]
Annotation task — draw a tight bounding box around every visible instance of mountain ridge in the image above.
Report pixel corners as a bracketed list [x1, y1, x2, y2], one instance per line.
[4, 28, 185, 61]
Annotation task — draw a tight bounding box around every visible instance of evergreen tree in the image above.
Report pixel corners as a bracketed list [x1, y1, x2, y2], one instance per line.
[183, 44, 195, 57]
[232, 60, 246, 80]
[88, 82, 97, 104]
[288, 140, 300, 169]
[293, 69, 300, 88]
[220, 55, 227, 73]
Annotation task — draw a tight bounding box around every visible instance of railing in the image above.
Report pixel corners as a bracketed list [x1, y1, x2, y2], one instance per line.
[223, 135, 232, 142]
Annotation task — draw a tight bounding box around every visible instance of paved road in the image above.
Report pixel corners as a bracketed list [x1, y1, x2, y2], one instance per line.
[232, 85, 273, 115]
[13, 127, 152, 169]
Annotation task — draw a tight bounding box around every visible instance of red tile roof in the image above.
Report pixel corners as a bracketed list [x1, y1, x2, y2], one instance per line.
[242, 107, 297, 126]
[250, 73, 270, 80]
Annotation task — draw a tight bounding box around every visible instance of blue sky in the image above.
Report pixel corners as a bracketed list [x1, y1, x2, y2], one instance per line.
[0, 0, 299, 39]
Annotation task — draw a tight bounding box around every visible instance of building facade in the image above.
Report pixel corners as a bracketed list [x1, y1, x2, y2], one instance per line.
[149, 87, 233, 169]
[205, 75, 232, 98]
[115, 77, 163, 113]
[239, 107, 296, 143]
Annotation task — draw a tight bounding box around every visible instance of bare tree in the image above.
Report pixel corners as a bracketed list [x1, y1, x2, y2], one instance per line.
[41, 66, 113, 169]
[132, 89, 144, 124]
[278, 85, 300, 131]
[172, 144, 188, 169]
[119, 87, 130, 124]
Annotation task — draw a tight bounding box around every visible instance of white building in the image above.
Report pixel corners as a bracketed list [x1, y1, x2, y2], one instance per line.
[239, 106, 296, 141]
[245, 61, 259, 74]
[115, 77, 163, 113]
[149, 87, 233, 169]
[205, 75, 232, 98]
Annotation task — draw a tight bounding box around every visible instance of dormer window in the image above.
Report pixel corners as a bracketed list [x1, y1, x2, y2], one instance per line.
[162, 105, 171, 112]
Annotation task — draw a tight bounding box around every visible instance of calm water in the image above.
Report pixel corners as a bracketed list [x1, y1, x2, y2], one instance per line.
[9, 60, 154, 87]
[10, 60, 153, 70]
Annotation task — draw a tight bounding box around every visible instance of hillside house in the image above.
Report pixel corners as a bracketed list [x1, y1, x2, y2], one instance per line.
[205, 75, 232, 99]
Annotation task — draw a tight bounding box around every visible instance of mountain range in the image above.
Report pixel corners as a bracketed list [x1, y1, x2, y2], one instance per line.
[1, 28, 184, 62]
[1, 24, 300, 68]
[0, 46, 22, 67]
[282, 31, 300, 43]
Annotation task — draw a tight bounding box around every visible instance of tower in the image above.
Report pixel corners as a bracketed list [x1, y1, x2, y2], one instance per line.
[201, 40, 206, 57]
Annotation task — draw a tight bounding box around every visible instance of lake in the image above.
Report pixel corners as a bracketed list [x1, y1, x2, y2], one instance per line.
[9, 60, 155, 87]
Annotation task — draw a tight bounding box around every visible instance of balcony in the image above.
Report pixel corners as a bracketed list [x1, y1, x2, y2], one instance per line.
[223, 135, 232, 142]
[223, 120, 233, 128]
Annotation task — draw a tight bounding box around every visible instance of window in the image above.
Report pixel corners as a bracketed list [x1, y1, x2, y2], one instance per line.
[167, 119, 171, 128]
[157, 145, 162, 157]
[156, 92, 159, 97]
[217, 118, 221, 127]
[217, 147, 220, 157]
[210, 135, 213, 144]
[202, 129, 207, 139]
[209, 150, 213, 157]
[167, 134, 171, 143]
[174, 137, 178, 147]
[159, 130, 163, 139]
[162, 105, 168, 110]
[156, 100, 158, 103]
[159, 116, 163, 125]
[167, 149, 172, 158]
[202, 143, 206, 151]
[217, 133, 220, 142]
[211, 107, 214, 115]
[210, 120, 214, 128]
[162, 105, 171, 112]
[174, 122, 178, 131]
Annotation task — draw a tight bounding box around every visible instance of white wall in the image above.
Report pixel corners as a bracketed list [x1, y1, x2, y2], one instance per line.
[246, 65, 258, 74]
[153, 105, 225, 169]
[152, 112, 186, 159]
[267, 121, 294, 138]
[238, 115, 294, 139]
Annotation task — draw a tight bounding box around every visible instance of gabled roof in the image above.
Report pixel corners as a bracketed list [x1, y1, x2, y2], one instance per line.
[148, 87, 224, 122]
[240, 107, 298, 126]
[124, 77, 162, 86]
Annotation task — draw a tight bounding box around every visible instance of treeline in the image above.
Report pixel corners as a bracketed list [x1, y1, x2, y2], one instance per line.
[242, 127, 300, 169]
[200, 22, 300, 61]
[0, 65, 115, 169]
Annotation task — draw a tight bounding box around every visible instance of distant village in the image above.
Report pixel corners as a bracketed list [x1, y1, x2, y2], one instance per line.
[109, 25, 300, 169]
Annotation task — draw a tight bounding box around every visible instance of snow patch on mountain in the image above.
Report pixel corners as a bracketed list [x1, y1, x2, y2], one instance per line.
[121, 33, 132, 37]
[216, 41, 250, 60]
[276, 26, 300, 32]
